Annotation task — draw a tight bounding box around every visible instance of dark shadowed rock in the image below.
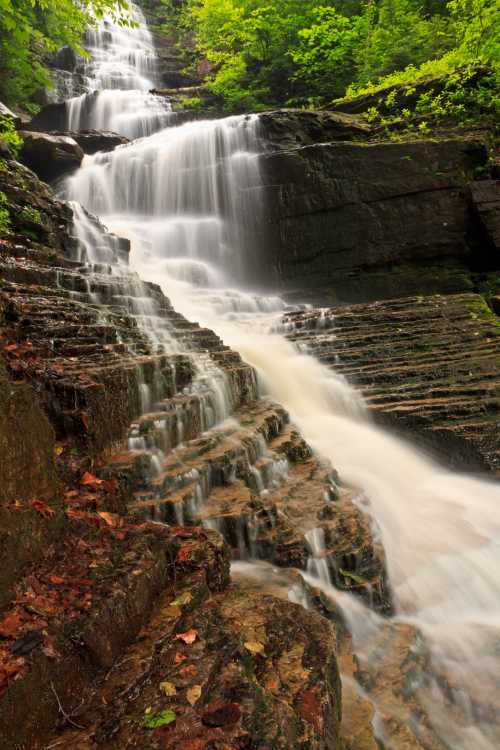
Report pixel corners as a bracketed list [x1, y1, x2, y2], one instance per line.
[28, 101, 68, 132]
[19, 130, 84, 181]
[252, 131, 489, 301]
[469, 179, 500, 255]
[259, 108, 371, 148]
[52, 129, 130, 154]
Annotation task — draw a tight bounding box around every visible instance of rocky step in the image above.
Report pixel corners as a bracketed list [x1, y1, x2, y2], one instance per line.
[200, 425, 389, 611]
[40, 529, 342, 750]
[283, 293, 500, 474]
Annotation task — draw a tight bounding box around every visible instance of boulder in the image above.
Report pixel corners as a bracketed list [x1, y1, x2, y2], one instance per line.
[259, 108, 371, 148]
[19, 130, 84, 181]
[53, 128, 129, 154]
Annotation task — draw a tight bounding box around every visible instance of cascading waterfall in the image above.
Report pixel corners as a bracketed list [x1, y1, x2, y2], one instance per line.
[66, 2, 171, 138]
[64, 6, 500, 749]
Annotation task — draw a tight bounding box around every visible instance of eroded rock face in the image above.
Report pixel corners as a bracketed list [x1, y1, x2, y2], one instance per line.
[253, 117, 490, 301]
[19, 130, 84, 181]
[282, 293, 500, 474]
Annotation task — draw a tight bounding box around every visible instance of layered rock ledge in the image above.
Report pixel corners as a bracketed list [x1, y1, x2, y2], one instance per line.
[283, 293, 500, 473]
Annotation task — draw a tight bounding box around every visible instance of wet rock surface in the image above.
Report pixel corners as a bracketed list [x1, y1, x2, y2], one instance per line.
[254, 124, 492, 301]
[0, 156, 373, 749]
[19, 131, 85, 181]
[282, 293, 500, 473]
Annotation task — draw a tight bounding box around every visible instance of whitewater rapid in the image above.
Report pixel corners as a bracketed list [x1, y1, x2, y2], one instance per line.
[63, 5, 500, 748]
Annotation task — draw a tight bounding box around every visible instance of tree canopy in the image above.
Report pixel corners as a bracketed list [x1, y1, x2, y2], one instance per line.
[167, 0, 499, 111]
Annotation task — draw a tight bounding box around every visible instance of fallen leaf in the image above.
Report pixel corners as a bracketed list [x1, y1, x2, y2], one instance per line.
[81, 413, 90, 431]
[31, 500, 55, 516]
[170, 592, 193, 608]
[143, 709, 176, 729]
[175, 629, 198, 645]
[179, 664, 197, 678]
[81, 472, 103, 486]
[244, 641, 265, 655]
[54, 445, 64, 456]
[201, 700, 241, 727]
[160, 681, 177, 697]
[174, 652, 187, 665]
[176, 546, 192, 562]
[42, 639, 60, 659]
[98, 511, 120, 527]
[186, 685, 202, 706]
[298, 690, 322, 730]
[0, 611, 22, 638]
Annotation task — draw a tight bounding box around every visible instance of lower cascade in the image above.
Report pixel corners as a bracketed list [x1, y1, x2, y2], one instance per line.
[1, 3, 499, 750]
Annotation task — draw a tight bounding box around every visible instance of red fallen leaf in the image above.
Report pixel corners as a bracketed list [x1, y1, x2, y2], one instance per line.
[64, 489, 79, 499]
[179, 664, 197, 678]
[81, 413, 90, 431]
[3, 343, 19, 352]
[42, 639, 60, 660]
[175, 629, 198, 645]
[297, 690, 322, 730]
[176, 546, 192, 562]
[174, 652, 187, 664]
[31, 500, 55, 516]
[49, 575, 65, 585]
[97, 511, 120, 527]
[81, 472, 103, 486]
[0, 611, 23, 639]
[201, 701, 241, 727]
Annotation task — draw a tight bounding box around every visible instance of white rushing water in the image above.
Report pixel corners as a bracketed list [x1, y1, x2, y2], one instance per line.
[65, 7, 500, 748]
[66, 2, 171, 137]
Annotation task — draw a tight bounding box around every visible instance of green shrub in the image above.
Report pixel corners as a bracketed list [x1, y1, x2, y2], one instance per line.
[0, 116, 22, 158]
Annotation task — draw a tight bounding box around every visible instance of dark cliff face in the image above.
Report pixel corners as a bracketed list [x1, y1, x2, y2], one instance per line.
[254, 110, 495, 303]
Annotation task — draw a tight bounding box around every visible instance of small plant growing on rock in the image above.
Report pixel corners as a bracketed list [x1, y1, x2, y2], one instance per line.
[0, 191, 10, 234]
[19, 205, 42, 225]
[0, 116, 22, 159]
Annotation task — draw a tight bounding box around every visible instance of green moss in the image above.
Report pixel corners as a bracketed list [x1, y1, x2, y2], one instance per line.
[19, 205, 42, 225]
[0, 191, 10, 234]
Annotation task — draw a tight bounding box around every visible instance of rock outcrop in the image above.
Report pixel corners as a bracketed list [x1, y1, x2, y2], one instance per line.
[254, 116, 491, 301]
[282, 293, 500, 474]
[19, 131, 84, 181]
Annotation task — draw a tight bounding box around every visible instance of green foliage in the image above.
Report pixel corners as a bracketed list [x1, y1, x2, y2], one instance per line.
[179, 95, 203, 109]
[170, 0, 498, 115]
[19, 206, 42, 225]
[0, 191, 10, 234]
[0, 116, 22, 158]
[143, 709, 176, 728]
[0, 0, 132, 107]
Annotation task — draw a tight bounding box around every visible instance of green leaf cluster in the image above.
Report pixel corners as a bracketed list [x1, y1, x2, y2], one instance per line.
[0, 0, 132, 107]
[0, 116, 22, 157]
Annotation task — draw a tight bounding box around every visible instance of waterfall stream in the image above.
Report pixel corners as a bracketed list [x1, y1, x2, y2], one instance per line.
[63, 5, 500, 748]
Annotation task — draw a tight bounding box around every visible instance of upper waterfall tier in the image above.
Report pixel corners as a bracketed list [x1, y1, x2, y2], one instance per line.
[65, 2, 171, 138]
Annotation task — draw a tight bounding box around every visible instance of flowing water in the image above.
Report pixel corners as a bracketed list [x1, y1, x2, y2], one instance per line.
[63, 7, 500, 748]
